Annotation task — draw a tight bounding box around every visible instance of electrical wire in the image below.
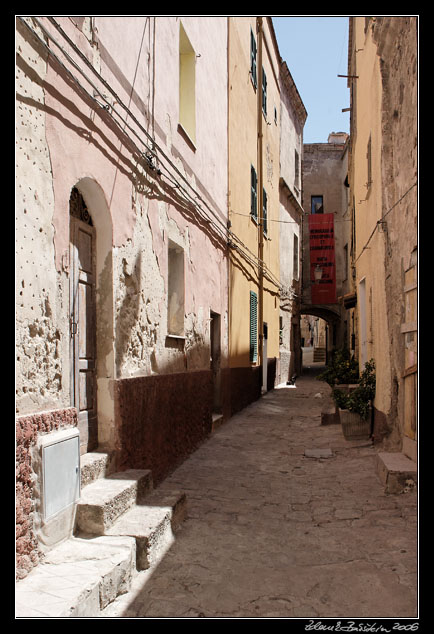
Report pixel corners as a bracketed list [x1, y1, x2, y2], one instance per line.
[18, 16, 298, 301]
[231, 210, 352, 223]
[355, 181, 417, 263]
[19, 17, 228, 242]
[44, 17, 231, 238]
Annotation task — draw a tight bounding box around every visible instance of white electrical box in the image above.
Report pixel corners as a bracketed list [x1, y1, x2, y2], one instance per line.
[41, 428, 80, 520]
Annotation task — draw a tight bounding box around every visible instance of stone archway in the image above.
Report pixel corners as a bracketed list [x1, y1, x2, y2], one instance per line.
[300, 305, 341, 368]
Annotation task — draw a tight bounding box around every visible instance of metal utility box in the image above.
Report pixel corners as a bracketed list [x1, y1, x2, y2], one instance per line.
[40, 428, 81, 520]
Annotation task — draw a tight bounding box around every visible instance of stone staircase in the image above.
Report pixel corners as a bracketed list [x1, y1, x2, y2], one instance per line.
[15, 452, 187, 618]
[313, 347, 326, 363]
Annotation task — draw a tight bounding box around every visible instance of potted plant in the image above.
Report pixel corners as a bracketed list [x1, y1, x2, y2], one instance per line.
[332, 359, 376, 440]
[316, 349, 359, 425]
[316, 348, 359, 388]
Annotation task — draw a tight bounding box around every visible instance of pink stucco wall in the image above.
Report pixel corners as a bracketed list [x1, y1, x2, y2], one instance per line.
[45, 16, 228, 280]
[16, 16, 230, 579]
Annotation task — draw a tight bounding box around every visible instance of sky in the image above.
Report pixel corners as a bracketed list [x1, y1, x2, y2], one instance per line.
[271, 16, 351, 143]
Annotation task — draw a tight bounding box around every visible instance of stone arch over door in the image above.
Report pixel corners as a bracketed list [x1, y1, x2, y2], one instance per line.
[300, 305, 341, 365]
[70, 177, 115, 454]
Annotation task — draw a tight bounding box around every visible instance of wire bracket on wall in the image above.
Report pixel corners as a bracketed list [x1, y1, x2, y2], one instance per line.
[142, 151, 161, 175]
[92, 90, 116, 112]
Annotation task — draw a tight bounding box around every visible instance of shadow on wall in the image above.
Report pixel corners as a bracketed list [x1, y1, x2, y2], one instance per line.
[16, 21, 227, 263]
[112, 338, 268, 485]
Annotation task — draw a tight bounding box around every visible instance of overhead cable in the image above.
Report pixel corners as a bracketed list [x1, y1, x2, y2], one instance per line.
[18, 16, 297, 300]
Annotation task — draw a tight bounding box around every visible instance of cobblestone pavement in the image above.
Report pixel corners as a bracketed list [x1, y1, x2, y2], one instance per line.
[101, 368, 418, 619]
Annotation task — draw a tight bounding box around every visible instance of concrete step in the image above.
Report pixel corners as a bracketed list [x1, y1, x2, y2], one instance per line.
[75, 469, 153, 535]
[375, 451, 417, 494]
[15, 535, 136, 618]
[105, 490, 187, 570]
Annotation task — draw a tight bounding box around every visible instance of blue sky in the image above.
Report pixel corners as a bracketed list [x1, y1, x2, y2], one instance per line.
[272, 16, 351, 143]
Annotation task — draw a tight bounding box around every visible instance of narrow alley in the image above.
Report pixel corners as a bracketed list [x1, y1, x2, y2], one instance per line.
[15, 16, 418, 622]
[100, 362, 417, 619]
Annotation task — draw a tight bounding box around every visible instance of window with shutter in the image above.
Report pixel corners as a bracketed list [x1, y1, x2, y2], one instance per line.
[262, 188, 268, 236]
[250, 28, 257, 89]
[250, 291, 258, 363]
[262, 67, 267, 116]
[251, 165, 258, 221]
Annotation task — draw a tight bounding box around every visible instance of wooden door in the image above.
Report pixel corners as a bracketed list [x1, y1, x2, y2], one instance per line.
[210, 311, 222, 413]
[70, 215, 98, 454]
[402, 265, 417, 453]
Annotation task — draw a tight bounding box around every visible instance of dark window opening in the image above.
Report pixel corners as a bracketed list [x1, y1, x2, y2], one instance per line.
[311, 195, 324, 214]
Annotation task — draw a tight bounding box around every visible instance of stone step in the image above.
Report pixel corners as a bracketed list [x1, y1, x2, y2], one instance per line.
[80, 451, 112, 489]
[105, 490, 187, 570]
[212, 412, 224, 432]
[375, 451, 417, 494]
[75, 469, 153, 535]
[313, 348, 326, 362]
[15, 535, 136, 618]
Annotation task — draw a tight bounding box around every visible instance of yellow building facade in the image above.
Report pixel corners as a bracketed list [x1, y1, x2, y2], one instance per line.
[348, 17, 417, 457]
[348, 17, 392, 425]
[228, 17, 281, 409]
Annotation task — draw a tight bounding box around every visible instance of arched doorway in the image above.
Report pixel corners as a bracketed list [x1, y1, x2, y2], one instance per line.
[69, 179, 115, 456]
[300, 306, 341, 373]
[300, 315, 328, 369]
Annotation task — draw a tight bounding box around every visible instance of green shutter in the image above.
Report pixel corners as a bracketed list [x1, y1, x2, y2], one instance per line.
[251, 165, 257, 220]
[250, 29, 257, 88]
[250, 291, 258, 363]
[262, 67, 267, 115]
[262, 188, 268, 236]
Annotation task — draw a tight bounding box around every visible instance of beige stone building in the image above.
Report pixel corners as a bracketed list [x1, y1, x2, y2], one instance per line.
[347, 17, 417, 460]
[301, 132, 352, 362]
[227, 17, 282, 407]
[278, 61, 306, 381]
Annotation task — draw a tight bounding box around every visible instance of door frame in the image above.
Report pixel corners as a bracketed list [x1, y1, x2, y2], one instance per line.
[210, 310, 222, 413]
[69, 194, 98, 454]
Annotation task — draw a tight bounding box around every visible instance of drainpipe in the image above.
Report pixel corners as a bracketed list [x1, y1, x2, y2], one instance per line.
[257, 17, 264, 371]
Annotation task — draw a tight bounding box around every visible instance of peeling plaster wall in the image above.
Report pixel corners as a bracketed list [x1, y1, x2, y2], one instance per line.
[92, 16, 230, 382]
[371, 17, 417, 450]
[36, 14, 227, 386]
[36, 16, 229, 388]
[16, 16, 229, 578]
[16, 19, 69, 416]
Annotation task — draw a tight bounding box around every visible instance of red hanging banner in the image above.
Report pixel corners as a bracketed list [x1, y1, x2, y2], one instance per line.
[309, 213, 337, 304]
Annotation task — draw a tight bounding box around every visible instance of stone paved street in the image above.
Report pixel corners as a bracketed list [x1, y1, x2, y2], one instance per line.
[101, 367, 418, 619]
